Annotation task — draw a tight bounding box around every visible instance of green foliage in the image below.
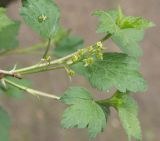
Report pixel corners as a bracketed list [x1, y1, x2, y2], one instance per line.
[0, 107, 10, 141]
[114, 91, 142, 141]
[0, 4, 155, 141]
[0, 8, 20, 52]
[0, 8, 13, 29]
[54, 32, 84, 57]
[118, 16, 155, 30]
[0, 22, 20, 51]
[73, 53, 147, 93]
[60, 87, 107, 139]
[94, 8, 154, 57]
[93, 10, 119, 34]
[20, 0, 60, 39]
[112, 29, 144, 57]
[0, 78, 31, 98]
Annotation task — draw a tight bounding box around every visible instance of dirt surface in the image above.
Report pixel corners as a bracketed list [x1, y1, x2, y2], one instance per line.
[0, 0, 160, 141]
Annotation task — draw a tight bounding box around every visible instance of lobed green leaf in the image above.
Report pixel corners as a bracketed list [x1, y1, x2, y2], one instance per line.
[112, 29, 144, 57]
[73, 53, 147, 93]
[20, 0, 60, 39]
[94, 8, 154, 57]
[115, 91, 142, 141]
[119, 16, 155, 30]
[93, 10, 119, 34]
[60, 87, 107, 139]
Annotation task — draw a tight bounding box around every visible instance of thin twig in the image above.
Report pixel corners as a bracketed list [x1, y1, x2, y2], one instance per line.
[13, 34, 112, 75]
[4, 78, 60, 100]
[0, 70, 22, 79]
[1, 34, 112, 76]
[43, 37, 52, 59]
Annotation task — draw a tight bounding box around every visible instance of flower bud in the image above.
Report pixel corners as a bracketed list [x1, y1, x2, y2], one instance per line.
[83, 57, 94, 67]
[88, 46, 94, 53]
[96, 41, 103, 48]
[96, 52, 103, 60]
[68, 69, 75, 76]
[38, 15, 48, 23]
[78, 49, 85, 56]
[71, 55, 79, 62]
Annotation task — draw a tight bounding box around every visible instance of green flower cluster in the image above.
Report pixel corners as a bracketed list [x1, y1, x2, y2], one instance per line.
[65, 41, 104, 76]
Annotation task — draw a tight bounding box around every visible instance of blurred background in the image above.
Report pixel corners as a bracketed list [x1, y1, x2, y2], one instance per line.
[0, 0, 159, 141]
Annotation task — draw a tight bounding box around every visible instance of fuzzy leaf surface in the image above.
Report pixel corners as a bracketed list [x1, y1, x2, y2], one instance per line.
[94, 8, 154, 57]
[73, 53, 147, 92]
[119, 16, 155, 29]
[112, 29, 144, 57]
[115, 91, 142, 141]
[60, 87, 107, 139]
[20, 0, 60, 39]
[93, 10, 119, 34]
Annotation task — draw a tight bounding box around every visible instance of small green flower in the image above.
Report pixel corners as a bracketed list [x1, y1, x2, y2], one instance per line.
[83, 57, 94, 67]
[88, 46, 94, 53]
[96, 52, 103, 60]
[65, 67, 75, 77]
[71, 55, 79, 62]
[78, 49, 85, 56]
[96, 41, 103, 48]
[68, 70, 75, 76]
[38, 14, 48, 23]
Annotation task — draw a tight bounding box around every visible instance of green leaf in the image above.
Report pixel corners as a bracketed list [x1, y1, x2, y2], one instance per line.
[112, 29, 144, 57]
[20, 0, 60, 39]
[54, 34, 84, 57]
[115, 91, 142, 141]
[0, 8, 20, 52]
[73, 53, 147, 92]
[60, 87, 107, 139]
[0, 22, 20, 52]
[0, 8, 13, 29]
[94, 8, 154, 33]
[94, 8, 154, 57]
[93, 10, 119, 34]
[0, 106, 10, 141]
[119, 16, 155, 30]
[0, 78, 31, 99]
